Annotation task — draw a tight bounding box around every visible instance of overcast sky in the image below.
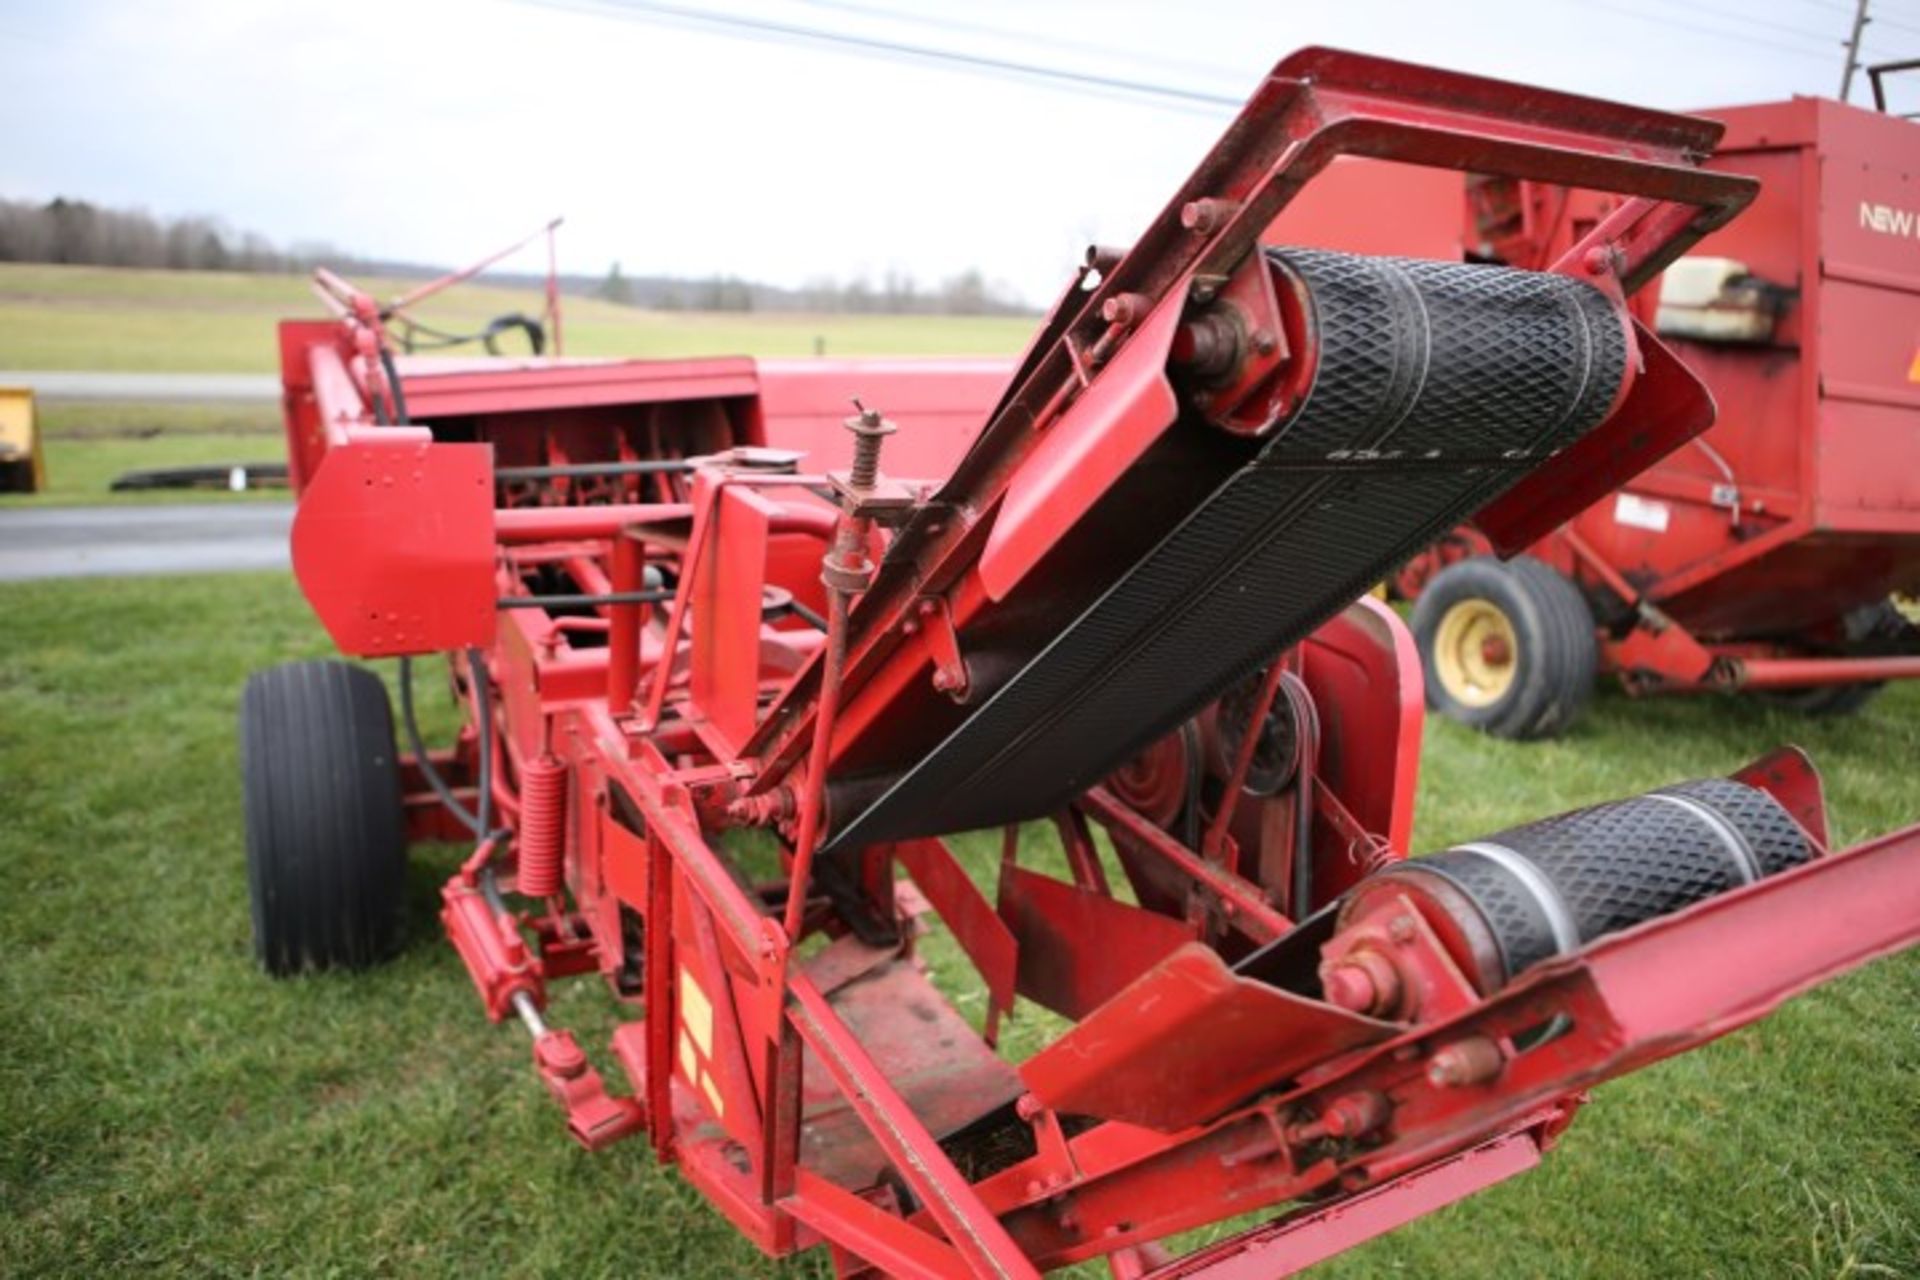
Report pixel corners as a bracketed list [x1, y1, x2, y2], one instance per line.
[3, 0, 1914, 302]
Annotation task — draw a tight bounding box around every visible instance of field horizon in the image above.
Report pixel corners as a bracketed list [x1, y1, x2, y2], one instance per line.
[0, 262, 1038, 374]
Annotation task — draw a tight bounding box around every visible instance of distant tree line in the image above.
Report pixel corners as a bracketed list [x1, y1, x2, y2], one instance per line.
[604, 262, 1032, 317]
[0, 197, 352, 273]
[0, 195, 1037, 316]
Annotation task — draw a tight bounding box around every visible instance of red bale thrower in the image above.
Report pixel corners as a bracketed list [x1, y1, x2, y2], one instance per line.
[243, 49, 1920, 1278]
[1269, 91, 1920, 737]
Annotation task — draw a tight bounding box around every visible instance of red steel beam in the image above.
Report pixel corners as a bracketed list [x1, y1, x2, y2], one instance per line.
[787, 1170, 973, 1280]
[785, 972, 1040, 1280]
[1144, 1133, 1542, 1279]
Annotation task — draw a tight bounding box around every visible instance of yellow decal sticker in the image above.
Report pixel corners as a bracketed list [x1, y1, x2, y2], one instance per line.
[700, 1068, 726, 1118]
[679, 970, 715, 1058]
[678, 1028, 698, 1081]
[1908, 344, 1920, 384]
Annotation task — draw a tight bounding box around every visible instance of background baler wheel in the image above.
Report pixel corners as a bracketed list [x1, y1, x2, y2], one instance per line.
[1412, 556, 1596, 740]
[240, 660, 409, 975]
[1760, 599, 1919, 718]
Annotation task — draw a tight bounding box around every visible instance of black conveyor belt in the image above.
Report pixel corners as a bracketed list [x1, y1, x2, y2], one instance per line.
[824, 249, 1628, 853]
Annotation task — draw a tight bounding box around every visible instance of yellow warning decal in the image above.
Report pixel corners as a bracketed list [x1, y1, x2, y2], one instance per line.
[699, 1070, 725, 1118]
[1908, 344, 1920, 383]
[679, 970, 714, 1057]
[677, 1028, 698, 1081]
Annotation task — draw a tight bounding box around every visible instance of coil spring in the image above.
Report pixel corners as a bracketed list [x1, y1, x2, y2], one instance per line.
[516, 754, 568, 898]
[1346, 832, 1395, 877]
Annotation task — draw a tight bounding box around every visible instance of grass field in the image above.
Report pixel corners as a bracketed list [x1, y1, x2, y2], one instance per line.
[2, 570, 1915, 1278]
[0, 263, 1037, 373]
[0, 262, 1033, 506]
[0, 404, 283, 507]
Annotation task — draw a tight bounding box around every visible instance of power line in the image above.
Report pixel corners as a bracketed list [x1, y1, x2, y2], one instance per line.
[506, 0, 1242, 115]
[1682, 0, 1869, 43]
[505, 0, 1911, 121]
[1863, 9, 1920, 37]
[1784, 0, 1920, 23]
[794, 0, 1247, 90]
[1580, 0, 1884, 62]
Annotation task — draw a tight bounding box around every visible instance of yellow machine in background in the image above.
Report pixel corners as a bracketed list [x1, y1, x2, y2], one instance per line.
[0, 387, 45, 494]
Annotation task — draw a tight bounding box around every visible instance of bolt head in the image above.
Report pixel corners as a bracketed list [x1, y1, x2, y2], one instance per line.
[1322, 964, 1379, 1013]
[1427, 1036, 1504, 1088]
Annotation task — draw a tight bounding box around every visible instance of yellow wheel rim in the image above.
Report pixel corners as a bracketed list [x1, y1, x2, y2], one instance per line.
[1434, 598, 1519, 708]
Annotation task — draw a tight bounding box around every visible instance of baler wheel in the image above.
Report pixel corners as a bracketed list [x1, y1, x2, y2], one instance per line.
[1760, 600, 1918, 718]
[1412, 556, 1596, 740]
[240, 661, 409, 975]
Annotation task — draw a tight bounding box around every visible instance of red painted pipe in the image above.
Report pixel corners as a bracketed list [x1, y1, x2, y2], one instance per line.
[494, 500, 835, 545]
[1738, 654, 1920, 688]
[496, 503, 686, 544]
[607, 531, 646, 712]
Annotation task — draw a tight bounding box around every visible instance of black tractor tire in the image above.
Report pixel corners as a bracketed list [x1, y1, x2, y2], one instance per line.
[241, 660, 409, 975]
[1411, 556, 1598, 740]
[1763, 681, 1885, 718]
[1759, 600, 1918, 718]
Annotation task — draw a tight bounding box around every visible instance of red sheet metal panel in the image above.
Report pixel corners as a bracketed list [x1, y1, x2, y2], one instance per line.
[1020, 942, 1396, 1131]
[689, 484, 777, 753]
[977, 297, 1183, 601]
[896, 838, 1018, 1025]
[997, 863, 1197, 1021]
[756, 359, 1011, 483]
[1300, 598, 1424, 874]
[1813, 103, 1920, 522]
[290, 438, 496, 657]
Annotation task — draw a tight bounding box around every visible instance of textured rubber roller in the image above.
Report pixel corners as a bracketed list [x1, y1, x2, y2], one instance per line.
[825, 248, 1629, 853]
[1357, 777, 1813, 989]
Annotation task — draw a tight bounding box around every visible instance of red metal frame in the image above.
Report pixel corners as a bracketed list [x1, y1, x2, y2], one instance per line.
[269, 48, 1920, 1279]
[1268, 97, 1920, 695]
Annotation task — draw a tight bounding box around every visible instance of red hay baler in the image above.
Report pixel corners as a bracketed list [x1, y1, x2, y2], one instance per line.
[242, 49, 1920, 1278]
[1268, 95, 1920, 737]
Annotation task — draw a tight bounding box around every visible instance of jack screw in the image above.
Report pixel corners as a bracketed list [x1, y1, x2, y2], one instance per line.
[844, 397, 897, 491]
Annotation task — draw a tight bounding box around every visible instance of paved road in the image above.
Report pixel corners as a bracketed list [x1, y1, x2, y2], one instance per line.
[2, 371, 278, 402]
[0, 503, 292, 581]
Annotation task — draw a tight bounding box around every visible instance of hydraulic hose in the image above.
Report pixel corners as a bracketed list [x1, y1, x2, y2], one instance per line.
[378, 345, 411, 427]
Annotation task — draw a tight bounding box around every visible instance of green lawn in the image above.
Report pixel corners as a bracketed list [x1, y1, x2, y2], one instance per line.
[0, 404, 282, 507]
[1, 571, 1914, 1277]
[0, 262, 1031, 506]
[0, 263, 1036, 373]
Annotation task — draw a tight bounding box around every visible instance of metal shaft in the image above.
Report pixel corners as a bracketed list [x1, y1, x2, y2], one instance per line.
[511, 989, 549, 1037]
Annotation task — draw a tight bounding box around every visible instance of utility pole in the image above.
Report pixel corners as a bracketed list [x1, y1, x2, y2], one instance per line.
[1840, 0, 1871, 102]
